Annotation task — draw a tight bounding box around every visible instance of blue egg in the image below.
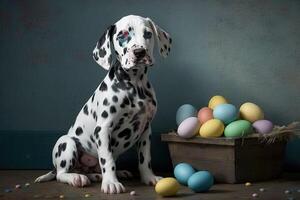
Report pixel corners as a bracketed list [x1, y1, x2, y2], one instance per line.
[188, 171, 214, 192]
[174, 163, 196, 185]
[213, 104, 238, 124]
[176, 104, 197, 126]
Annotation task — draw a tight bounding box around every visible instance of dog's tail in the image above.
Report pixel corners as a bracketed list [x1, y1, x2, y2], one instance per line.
[34, 170, 56, 183]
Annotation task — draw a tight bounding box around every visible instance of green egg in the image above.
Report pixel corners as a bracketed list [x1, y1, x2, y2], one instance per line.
[224, 120, 253, 138]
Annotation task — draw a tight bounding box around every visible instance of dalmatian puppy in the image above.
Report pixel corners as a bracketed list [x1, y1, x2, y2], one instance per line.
[35, 15, 172, 194]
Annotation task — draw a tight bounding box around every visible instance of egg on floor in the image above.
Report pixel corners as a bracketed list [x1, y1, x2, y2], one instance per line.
[213, 104, 238, 124]
[208, 95, 228, 109]
[174, 163, 196, 185]
[176, 104, 197, 126]
[239, 102, 264, 123]
[155, 177, 180, 197]
[253, 120, 274, 134]
[197, 107, 213, 125]
[187, 171, 214, 192]
[199, 119, 224, 138]
[224, 120, 253, 138]
[177, 117, 201, 139]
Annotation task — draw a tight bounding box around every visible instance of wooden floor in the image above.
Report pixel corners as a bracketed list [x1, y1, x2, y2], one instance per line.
[0, 170, 300, 200]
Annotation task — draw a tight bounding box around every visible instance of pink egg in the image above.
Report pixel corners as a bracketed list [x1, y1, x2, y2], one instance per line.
[177, 117, 201, 138]
[253, 120, 274, 134]
[197, 107, 213, 125]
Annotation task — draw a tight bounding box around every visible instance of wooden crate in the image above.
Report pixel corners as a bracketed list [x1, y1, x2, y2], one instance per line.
[161, 133, 286, 183]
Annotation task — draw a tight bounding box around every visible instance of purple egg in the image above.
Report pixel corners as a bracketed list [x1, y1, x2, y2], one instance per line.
[253, 120, 274, 134]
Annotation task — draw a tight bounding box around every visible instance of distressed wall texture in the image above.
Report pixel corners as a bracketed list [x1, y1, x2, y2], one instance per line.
[0, 1, 299, 168]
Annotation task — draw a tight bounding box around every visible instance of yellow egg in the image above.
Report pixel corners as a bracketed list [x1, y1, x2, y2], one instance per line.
[155, 177, 180, 197]
[239, 102, 264, 123]
[199, 119, 224, 138]
[208, 95, 228, 109]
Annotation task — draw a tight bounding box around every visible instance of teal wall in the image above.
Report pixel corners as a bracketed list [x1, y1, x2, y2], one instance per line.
[0, 0, 299, 169]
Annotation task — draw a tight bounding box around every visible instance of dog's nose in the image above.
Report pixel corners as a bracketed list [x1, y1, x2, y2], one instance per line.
[133, 48, 146, 58]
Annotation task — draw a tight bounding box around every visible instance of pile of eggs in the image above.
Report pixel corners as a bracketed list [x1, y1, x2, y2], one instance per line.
[176, 95, 274, 139]
[155, 163, 214, 196]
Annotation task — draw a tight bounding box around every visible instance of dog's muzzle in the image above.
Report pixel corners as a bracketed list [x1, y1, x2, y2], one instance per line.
[132, 48, 152, 66]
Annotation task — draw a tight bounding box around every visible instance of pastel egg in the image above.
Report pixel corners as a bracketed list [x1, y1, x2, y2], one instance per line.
[174, 163, 196, 185]
[197, 107, 213, 125]
[224, 120, 253, 137]
[177, 117, 201, 139]
[208, 95, 228, 109]
[239, 102, 264, 123]
[187, 171, 214, 193]
[213, 104, 238, 124]
[199, 119, 224, 138]
[253, 120, 274, 134]
[176, 104, 197, 126]
[155, 177, 180, 197]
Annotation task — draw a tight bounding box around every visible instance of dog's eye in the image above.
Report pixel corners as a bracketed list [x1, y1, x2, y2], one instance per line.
[143, 30, 152, 39]
[117, 31, 131, 47]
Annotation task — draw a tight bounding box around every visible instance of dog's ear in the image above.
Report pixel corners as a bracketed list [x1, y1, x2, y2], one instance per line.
[147, 18, 172, 58]
[93, 25, 116, 70]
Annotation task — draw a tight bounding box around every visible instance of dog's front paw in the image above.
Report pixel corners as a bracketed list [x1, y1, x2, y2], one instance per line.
[72, 174, 91, 187]
[101, 180, 126, 194]
[141, 173, 163, 186]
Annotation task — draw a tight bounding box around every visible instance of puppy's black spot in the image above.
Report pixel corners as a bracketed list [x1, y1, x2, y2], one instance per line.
[60, 160, 66, 168]
[55, 152, 58, 158]
[148, 161, 151, 169]
[102, 167, 106, 173]
[93, 111, 98, 121]
[143, 141, 146, 146]
[83, 105, 89, 115]
[91, 93, 95, 102]
[109, 65, 115, 80]
[108, 54, 112, 65]
[112, 166, 115, 171]
[100, 158, 106, 165]
[144, 67, 148, 74]
[143, 30, 152, 39]
[139, 152, 144, 164]
[103, 98, 109, 106]
[110, 106, 116, 113]
[124, 141, 130, 148]
[138, 101, 144, 107]
[94, 126, 101, 138]
[101, 111, 108, 118]
[146, 82, 151, 89]
[118, 128, 131, 139]
[88, 141, 92, 149]
[99, 48, 106, 57]
[99, 82, 107, 91]
[169, 37, 172, 44]
[90, 135, 95, 143]
[164, 44, 167, 50]
[75, 127, 83, 136]
[112, 95, 118, 102]
[123, 47, 127, 55]
[93, 52, 99, 61]
[98, 139, 101, 146]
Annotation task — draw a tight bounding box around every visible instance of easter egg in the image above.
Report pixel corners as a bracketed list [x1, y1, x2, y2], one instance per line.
[213, 104, 238, 124]
[197, 107, 213, 125]
[187, 171, 214, 192]
[208, 95, 228, 109]
[176, 104, 197, 126]
[199, 119, 224, 138]
[177, 117, 201, 139]
[174, 163, 196, 185]
[253, 120, 274, 134]
[239, 102, 264, 123]
[224, 120, 253, 137]
[155, 177, 180, 197]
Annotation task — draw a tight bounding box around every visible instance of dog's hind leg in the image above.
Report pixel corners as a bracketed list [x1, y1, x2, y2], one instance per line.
[53, 135, 91, 187]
